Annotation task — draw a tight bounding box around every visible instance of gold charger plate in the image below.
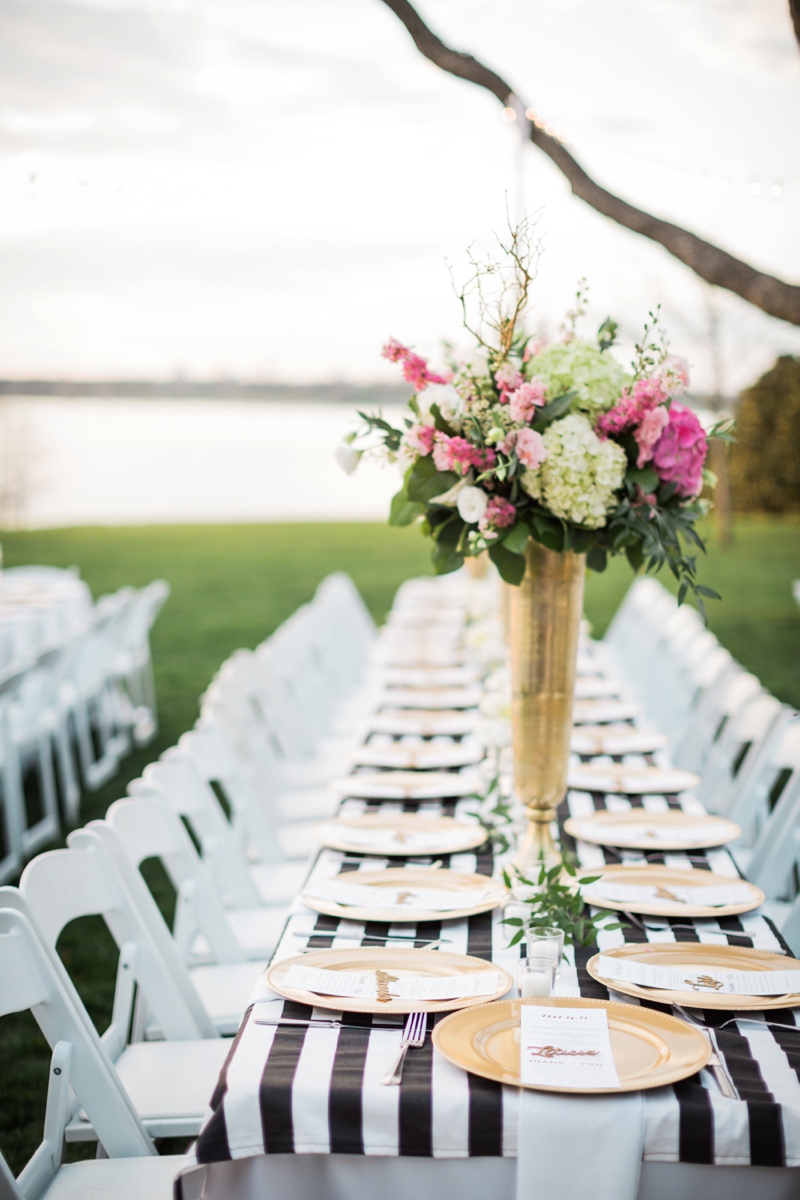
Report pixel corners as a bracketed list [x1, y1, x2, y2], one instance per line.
[567, 764, 700, 795]
[313, 813, 487, 856]
[578, 864, 764, 918]
[333, 770, 480, 801]
[301, 867, 506, 923]
[432, 996, 709, 1093]
[382, 687, 483, 711]
[267, 947, 512, 1014]
[571, 725, 668, 756]
[369, 709, 479, 737]
[588, 943, 800, 1010]
[564, 809, 740, 850]
[352, 740, 483, 770]
[572, 699, 639, 725]
[380, 667, 480, 688]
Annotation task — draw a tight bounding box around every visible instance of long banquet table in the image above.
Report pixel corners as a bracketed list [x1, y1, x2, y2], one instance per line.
[177, 584, 800, 1200]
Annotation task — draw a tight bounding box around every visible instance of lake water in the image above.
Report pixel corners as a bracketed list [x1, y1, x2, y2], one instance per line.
[0, 397, 406, 527]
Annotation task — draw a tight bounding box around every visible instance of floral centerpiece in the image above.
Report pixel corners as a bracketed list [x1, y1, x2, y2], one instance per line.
[339, 225, 723, 615]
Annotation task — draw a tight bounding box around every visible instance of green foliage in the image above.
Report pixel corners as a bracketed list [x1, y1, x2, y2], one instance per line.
[502, 856, 625, 949]
[729, 355, 800, 513]
[406, 455, 459, 504]
[488, 540, 526, 584]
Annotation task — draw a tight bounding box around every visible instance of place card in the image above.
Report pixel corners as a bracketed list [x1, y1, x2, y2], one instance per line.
[585, 880, 755, 908]
[304, 877, 490, 911]
[315, 823, 461, 852]
[519, 1006, 621, 1089]
[597, 955, 800, 996]
[283, 964, 500, 1001]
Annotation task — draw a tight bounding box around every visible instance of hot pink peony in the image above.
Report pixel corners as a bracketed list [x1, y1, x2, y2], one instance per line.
[381, 338, 448, 392]
[508, 380, 547, 423]
[480, 496, 516, 531]
[406, 424, 436, 455]
[634, 405, 670, 468]
[651, 403, 707, 497]
[432, 433, 496, 475]
[515, 427, 547, 470]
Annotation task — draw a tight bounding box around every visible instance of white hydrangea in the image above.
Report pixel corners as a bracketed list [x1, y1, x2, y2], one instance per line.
[520, 414, 626, 529]
[530, 339, 631, 420]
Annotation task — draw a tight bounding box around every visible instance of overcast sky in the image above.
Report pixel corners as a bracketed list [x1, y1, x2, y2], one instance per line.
[0, 0, 798, 392]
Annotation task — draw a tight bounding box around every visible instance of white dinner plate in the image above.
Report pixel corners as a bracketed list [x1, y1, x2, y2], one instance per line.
[333, 770, 480, 801]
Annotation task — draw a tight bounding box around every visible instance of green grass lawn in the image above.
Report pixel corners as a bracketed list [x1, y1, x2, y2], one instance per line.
[0, 515, 798, 1173]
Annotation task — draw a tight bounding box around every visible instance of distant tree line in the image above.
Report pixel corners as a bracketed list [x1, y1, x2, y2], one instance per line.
[729, 356, 800, 513]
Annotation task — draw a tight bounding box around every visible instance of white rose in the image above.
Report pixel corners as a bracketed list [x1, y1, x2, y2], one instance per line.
[335, 444, 361, 475]
[456, 486, 489, 524]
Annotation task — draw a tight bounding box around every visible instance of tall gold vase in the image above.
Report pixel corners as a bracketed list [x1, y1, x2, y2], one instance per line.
[510, 540, 586, 873]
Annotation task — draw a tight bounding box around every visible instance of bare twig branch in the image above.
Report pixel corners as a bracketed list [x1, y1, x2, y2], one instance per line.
[380, 0, 800, 326]
[790, 0, 800, 47]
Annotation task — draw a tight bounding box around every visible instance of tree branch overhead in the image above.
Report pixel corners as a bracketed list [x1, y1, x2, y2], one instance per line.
[380, 0, 800, 326]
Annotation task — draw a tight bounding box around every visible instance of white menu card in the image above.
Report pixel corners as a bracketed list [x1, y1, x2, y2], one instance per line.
[304, 878, 489, 911]
[282, 964, 499, 1000]
[585, 881, 754, 908]
[597, 955, 800, 996]
[519, 1005, 621, 1089]
[315, 824, 461, 852]
[579, 821, 726, 844]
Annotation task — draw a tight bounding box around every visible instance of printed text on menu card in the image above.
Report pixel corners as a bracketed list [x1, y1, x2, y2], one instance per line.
[519, 1006, 621, 1089]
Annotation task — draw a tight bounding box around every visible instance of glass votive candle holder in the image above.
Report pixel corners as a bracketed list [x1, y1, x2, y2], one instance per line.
[518, 956, 556, 999]
[526, 926, 565, 977]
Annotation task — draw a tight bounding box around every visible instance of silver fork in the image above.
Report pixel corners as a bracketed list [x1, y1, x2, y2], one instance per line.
[380, 1011, 427, 1085]
[673, 1004, 739, 1100]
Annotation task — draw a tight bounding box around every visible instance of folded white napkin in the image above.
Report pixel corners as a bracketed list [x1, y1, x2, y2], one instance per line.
[516, 1088, 645, 1200]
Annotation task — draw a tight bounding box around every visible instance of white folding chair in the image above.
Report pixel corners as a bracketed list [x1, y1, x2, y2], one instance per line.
[106, 794, 284, 963]
[132, 752, 308, 905]
[0, 905, 189, 1199]
[729, 717, 800, 873]
[109, 580, 170, 749]
[186, 716, 323, 855]
[69, 821, 268, 1037]
[674, 669, 762, 775]
[19, 842, 229, 1140]
[697, 694, 793, 815]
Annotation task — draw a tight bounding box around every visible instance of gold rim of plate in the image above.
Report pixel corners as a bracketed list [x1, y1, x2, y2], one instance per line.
[570, 726, 668, 756]
[333, 770, 479, 800]
[267, 947, 512, 1014]
[572, 700, 639, 724]
[563, 810, 741, 849]
[578, 864, 765, 917]
[432, 996, 710, 1093]
[587, 943, 800, 1010]
[312, 814, 487, 856]
[300, 867, 506, 923]
[351, 743, 483, 770]
[567, 765, 700, 795]
[370, 710, 479, 736]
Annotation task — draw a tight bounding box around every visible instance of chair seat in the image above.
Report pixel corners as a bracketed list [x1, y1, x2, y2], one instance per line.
[42, 1154, 188, 1200]
[68, 1040, 230, 1140]
[250, 860, 310, 904]
[189, 959, 268, 1033]
[277, 822, 317, 860]
[276, 786, 338, 822]
[226, 905, 290, 957]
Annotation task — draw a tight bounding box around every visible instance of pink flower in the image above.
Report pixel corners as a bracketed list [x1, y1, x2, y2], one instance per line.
[596, 377, 670, 440]
[651, 403, 707, 497]
[479, 496, 516, 531]
[508, 380, 547, 423]
[432, 433, 496, 476]
[381, 338, 448, 392]
[658, 355, 690, 396]
[515, 427, 547, 471]
[406, 424, 436, 456]
[494, 361, 524, 404]
[382, 337, 409, 363]
[634, 404, 670, 468]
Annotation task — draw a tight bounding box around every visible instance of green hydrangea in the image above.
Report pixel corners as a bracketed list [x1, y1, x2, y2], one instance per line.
[528, 339, 630, 420]
[520, 414, 627, 529]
